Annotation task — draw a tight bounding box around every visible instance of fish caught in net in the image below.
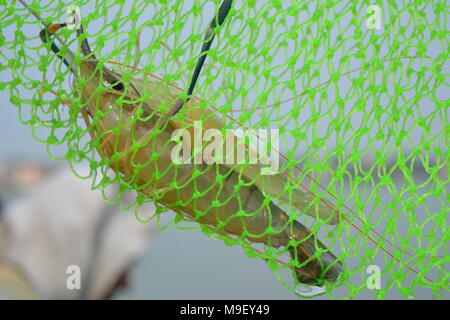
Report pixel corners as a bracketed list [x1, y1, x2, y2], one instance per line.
[1, 0, 448, 298]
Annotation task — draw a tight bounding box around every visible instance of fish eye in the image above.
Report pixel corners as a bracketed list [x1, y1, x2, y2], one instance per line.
[112, 81, 124, 91]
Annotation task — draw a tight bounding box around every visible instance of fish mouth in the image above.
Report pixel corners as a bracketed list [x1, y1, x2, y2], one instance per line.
[291, 248, 344, 286]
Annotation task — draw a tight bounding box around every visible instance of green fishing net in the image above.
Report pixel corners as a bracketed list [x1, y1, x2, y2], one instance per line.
[1, 0, 448, 299]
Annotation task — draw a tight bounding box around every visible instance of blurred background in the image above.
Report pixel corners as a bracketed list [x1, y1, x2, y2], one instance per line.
[0, 94, 308, 299]
[0, 0, 448, 299]
[0, 138, 305, 299]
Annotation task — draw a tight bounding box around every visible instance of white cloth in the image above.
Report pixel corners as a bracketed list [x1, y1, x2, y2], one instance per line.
[0, 165, 155, 299]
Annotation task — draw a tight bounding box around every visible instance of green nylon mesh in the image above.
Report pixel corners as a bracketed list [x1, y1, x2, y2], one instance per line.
[1, 0, 448, 299]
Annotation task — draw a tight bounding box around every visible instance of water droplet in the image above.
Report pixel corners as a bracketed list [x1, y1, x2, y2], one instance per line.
[295, 285, 326, 297]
